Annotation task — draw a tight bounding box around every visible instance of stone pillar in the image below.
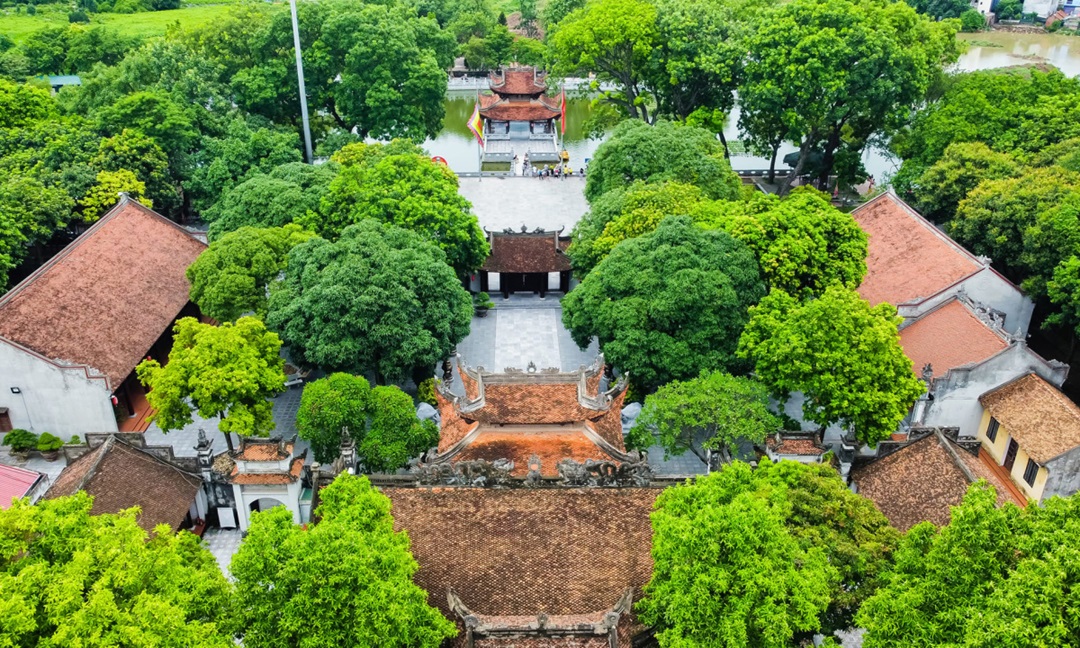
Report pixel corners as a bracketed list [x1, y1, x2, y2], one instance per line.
[195, 428, 214, 481]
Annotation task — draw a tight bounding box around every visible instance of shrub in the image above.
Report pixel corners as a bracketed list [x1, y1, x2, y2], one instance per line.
[68, 9, 90, 22]
[37, 432, 64, 452]
[417, 378, 437, 407]
[110, 0, 146, 13]
[960, 8, 985, 31]
[68, 435, 82, 445]
[473, 291, 495, 309]
[27, 3, 36, 14]
[3, 429, 39, 453]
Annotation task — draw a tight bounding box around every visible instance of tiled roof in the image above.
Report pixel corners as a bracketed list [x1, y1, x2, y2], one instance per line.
[45, 436, 202, 532]
[384, 487, 658, 648]
[227, 456, 305, 485]
[852, 192, 982, 307]
[851, 431, 1025, 531]
[475, 383, 602, 426]
[0, 198, 205, 390]
[0, 464, 42, 509]
[482, 233, 571, 273]
[489, 67, 547, 96]
[235, 441, 293, 461]
[765, 436, 825, 456]
[452, 427, 616, 475]
[980, 373, 1080, 463]
[479, 96, 562, 122]
[899, 299, 1009, 376]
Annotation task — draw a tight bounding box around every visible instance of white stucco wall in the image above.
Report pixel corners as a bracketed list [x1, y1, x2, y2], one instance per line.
[232, 482, 302, 532]
[1023, 0, 1057, 17]
[899, 268, 1034, 338]
[0, 340, 117, 436]
[922, 343, 1068, 438]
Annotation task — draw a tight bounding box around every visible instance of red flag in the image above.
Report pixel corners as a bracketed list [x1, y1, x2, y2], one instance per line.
[559, 87, 567, 135]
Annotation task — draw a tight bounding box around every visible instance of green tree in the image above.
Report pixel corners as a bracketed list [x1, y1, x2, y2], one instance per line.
[296, 372, 371, 464]
[995, 0, 1021, 19]
[740, 0, 960, 193]
[361, 386, 439, 472]
[569, 180, 708, 276]
[549, 0, 658, 121]
[639, 461, 835, 647]
[0, 493, 233, 647]
[0, 174, 74, 288]
[584, 120, 742, 202]
[486, 24, 514, 65]
[94, 90, 199, 163]
[230, 474, 457, 648]
[93, 128, 178, 215]
[320, 142, 488, 275]
[77, 168, 151, 223]
[541, 0, 584, 28]
[510, 36, 546, 66]
[266, 220, 473, 383]
[701, 189, 867, 299]
[1047, 255, 1080, 337]
[137, 317, 285, 449]
[563, 216, 765, 393]
[0, 79, 56, 128]
[738, 286, 924, 447]
[204, 162, 336, 241]
[912, 141, 1019, 222]
[628, 370, 779, 464]
[959, 7, 985, 30]
[186, 224, 315, 322]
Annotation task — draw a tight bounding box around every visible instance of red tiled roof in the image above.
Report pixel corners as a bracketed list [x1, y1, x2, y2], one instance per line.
[475, 383, 601, 426]
[0, 464, 42, 509]
[452, 427, 615, 476]
[384, 487, 658, 648]
[766, 437, 825, 456]
[482, 234, 571, 273]
[235, 441, 293, 461]
[489, 67, 547, 96]
[899, 299, 1009, 376]
[852, 192, 982, 307]
[0, 198, 206, 390]
[229, 456, 305, 485]
[851, 432, 1025, 531]
[980, 373, 1080, 463]
[45, 436, 202, 533]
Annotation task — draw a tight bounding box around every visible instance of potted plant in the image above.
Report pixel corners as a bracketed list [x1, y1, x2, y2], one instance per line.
[68, 435, 82, 445]
[473, 291, 495, 318]
[37, 432, 64, 461]
[2, 429, 38, 458]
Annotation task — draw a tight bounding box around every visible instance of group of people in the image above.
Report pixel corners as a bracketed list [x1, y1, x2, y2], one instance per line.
[515, 154, 584, 179]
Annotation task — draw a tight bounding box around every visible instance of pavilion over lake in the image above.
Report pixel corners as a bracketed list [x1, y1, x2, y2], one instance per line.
[479, 67, 563, 166]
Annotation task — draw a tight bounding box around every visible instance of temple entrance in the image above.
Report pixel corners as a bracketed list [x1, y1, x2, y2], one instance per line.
[502, 272, 547, 296]
[249, 497, 287, 514]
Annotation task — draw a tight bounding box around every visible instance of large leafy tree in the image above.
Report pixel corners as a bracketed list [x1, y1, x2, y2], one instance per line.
[320, 142, 488, 275]
[0, 174, 74, 288]
[701, 188, 868, 299]
[549, 0, 659, 121]
[857, 483, 1080, 647]
[137, 317, 285, 448]
[76, 168, 151, 223]
[563, 216, 765, 393]
[92, 128, 178, 215]
[738, 286, 924, 447]
[639, 461, 833, 647]
[568, 181, 708, 276]
[740, 0, 959, 192]
[627, 370, 780, 464]
[296, 372, 371, 464]
[187, 224, 315, 323]
[204, 162, 337, 241]
[93, 90, 199, 165]
[584, 120, 742, 202]
[911, 141, 1020, 223]
[0, 493, 233, 647]
[267, 220, 473, 384]
[230, 474, 457, 648]
[0, 79, 57, 129]
[362, 386, 439, 473]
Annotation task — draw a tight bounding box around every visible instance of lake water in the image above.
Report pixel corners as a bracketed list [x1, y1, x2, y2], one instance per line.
[425, 31, 1080, 178]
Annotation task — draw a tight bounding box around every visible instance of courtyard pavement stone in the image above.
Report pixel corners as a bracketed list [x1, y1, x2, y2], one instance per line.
[202, 527, 243, 578]
[458, 176, 589, 232]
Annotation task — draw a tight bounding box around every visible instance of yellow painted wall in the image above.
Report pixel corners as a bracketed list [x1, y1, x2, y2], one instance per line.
[978, 410, 1009, 461]
[978, 408, 1048, 501]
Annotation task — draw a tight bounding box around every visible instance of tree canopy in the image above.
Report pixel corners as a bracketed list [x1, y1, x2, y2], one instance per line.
[319, 142, 489, 276]
[640, 459, 898, 647]
[137, 316, 285, 441]
[230, 473, 457, 648]
[296, 372, 372, 464]
[362, 385, 440, 473]
[203, 162, 337, 241]
[186, 224, 315, 323]
[583, 120, 742, 202]
[0, 493, 233, 647]
[627, 370, 780, 464]
[266, 220, 473, 383]
[563, 216, 765, 393]
[738, 286, 925, 446]
[911, 141, 1020, 223]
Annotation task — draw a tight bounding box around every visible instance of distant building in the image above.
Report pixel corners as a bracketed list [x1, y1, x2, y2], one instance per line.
[978, 373, 1080, 503]
[211, 435, 310, 532]
[851, 428, 1027, 531]
[0, 197, 206, 436]
[0, 464, 46, 509]
[477, 227, 573, 298]
[45, 435, 205, 533]
[478, 67, 563, 166]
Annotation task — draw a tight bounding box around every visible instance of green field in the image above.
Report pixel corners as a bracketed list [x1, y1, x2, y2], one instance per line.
[0, 3, 243, 43]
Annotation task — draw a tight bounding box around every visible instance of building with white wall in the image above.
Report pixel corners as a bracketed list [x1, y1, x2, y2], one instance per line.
[0, 197, 205, 437]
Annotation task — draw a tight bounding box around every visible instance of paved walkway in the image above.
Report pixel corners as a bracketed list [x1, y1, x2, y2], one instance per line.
[458, 176, 588, 232]
[202, 528, 243, 578]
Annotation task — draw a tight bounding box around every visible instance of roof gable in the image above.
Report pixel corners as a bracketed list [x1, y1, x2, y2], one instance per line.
[852, 192, 983, 307]
[0, 198, 206, 389]
[482, 232, 571, 273]
[0, 464, 43, 509]
[980, 373, 1080, 463]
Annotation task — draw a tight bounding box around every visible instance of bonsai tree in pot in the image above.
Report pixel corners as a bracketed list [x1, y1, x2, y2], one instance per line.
[2, 429, 38, 458]
[37, 432, 64, 461]
[68, 435, 82, 445]
[473, 291, 495, 318]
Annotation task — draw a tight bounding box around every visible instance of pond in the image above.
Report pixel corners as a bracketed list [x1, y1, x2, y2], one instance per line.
[424, 31, 1080, 178]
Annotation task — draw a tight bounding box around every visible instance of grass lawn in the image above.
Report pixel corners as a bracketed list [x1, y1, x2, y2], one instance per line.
[0, 3, 242, 44]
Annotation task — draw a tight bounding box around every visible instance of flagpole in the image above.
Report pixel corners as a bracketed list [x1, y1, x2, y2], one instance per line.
[476, 89, 482, 182]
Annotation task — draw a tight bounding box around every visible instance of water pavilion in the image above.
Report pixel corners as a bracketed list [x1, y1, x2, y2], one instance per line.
[478, 67, 563, 167]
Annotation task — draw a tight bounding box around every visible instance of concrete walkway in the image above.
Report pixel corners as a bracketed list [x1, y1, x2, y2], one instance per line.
[458, 176, 588, 232]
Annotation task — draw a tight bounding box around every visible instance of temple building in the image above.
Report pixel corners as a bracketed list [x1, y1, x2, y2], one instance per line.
[479, 67, 563, 166]
[478, 227, 573, 298]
